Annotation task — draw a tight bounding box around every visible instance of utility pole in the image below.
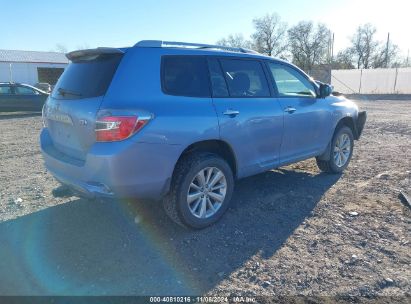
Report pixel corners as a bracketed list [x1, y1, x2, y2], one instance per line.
[385, 32, 390, 68]
[327, 30, 332, 63]
[9, 63, 13, 82]
[328, 31, 335, 64]
[407, 49, 409, 67]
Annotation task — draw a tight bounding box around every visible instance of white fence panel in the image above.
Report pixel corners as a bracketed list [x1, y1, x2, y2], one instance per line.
[395, 68, 411, 94]
[331, 68, 411, 94]
[360, 69, 397, 94]
[331, 70, 362, 94]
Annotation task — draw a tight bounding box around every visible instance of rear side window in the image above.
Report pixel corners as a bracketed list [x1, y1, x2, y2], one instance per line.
[162, 56, 210, 97]
[52, 53, 123, 99]
[219, 59, 270, 97]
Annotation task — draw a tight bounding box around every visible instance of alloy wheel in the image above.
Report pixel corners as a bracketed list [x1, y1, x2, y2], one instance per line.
[187, 167, 227, 218]
[333, 133, 351, 167]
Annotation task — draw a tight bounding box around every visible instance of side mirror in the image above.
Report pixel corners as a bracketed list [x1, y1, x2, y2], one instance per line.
[319, 83, 333, 98]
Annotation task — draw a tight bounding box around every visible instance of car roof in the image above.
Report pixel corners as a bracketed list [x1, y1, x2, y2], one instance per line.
[68, 40, 287, 62]
[133, 40, 274, 60]
[67, 41, 311, 80]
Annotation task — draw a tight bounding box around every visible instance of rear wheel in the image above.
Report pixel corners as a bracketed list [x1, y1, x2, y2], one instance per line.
[316, 126, 354, 174]
[163, 152, 234, 229]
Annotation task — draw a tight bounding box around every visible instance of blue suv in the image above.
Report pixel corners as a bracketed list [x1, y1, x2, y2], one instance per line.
[40, 40, 366, 229]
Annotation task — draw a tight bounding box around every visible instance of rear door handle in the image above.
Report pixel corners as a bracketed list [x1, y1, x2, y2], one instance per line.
[223, 109, 240, 117]
[284, 106, 296, 114]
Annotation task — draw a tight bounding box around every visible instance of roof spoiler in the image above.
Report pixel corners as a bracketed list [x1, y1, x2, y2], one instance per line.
[66, 47, 125, 61]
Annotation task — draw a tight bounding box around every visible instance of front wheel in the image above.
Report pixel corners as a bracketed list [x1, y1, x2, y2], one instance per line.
[163, 152, 234, 229]
[316, 126, 354, 174]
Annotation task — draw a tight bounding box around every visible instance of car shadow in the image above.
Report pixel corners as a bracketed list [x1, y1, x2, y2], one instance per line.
[0, 112, 41, 120]
[0, 168, 340, 295]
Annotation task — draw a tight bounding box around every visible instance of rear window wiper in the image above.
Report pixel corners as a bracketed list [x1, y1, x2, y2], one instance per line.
[57, 87, 82, 97]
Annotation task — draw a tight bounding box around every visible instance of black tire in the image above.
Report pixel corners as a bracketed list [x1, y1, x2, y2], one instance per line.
[163, 152, 234, 229]
[316, 126, 354, 174]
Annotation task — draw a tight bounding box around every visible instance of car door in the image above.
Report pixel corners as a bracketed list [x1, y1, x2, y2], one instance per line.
[14, 85, 45, 111]
[209, 57, 284, 178]
[0, 84, 15, 111]
[266, 61, 332, 164]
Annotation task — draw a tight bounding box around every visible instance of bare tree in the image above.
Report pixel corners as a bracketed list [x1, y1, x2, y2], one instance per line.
[216, 33, 252, 49]
[54, 43, 68, 53]
[251, 13, 287, 57]
[287, 21, 330, 71]
[349, 24, 380, 69]
[398, 54, 410, 68]
[75, 43, 90, 50]
[405, 50, 410, 67]
[372, 41, 399, 68]
[333, 49, 355, 69]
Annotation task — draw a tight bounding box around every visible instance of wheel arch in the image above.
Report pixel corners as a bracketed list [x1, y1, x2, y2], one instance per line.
[335, 116, 359, 139]
[162, 139, 238, 199]
[176, 139, 238, 178]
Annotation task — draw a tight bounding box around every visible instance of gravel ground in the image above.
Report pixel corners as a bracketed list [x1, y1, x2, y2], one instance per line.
[0, 98, 410, 302]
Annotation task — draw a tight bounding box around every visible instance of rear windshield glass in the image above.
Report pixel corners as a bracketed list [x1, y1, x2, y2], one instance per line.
[52, 53, 123, 99]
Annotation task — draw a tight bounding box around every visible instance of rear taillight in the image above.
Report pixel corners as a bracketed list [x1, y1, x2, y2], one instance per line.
[95, 115, 150, 142]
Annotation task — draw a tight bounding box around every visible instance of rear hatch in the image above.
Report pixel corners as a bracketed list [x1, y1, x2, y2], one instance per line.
[45, 48, 124, 161]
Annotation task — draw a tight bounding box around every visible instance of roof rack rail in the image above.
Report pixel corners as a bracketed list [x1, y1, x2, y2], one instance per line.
[134, 40, 259, 55]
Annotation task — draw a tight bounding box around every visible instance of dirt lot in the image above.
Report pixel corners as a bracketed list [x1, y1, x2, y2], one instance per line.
[0, 97, 410, 301]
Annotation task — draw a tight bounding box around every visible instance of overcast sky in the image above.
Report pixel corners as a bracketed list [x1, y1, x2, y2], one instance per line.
[2, 0, 410, 57]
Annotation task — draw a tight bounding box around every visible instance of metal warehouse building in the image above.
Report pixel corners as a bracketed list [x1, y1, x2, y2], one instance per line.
[0, 50, 68, 86]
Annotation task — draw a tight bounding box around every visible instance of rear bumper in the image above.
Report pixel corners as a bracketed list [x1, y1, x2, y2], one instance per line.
[50, 170, 115, 200]
[40, 128, 180, 200]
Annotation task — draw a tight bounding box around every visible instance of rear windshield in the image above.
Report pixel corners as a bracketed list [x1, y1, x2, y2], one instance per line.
[52, 53, 123, 99]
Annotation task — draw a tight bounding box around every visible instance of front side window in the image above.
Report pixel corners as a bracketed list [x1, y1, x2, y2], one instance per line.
[162, 56, 210, 97]
[268, 63, 316, 98]
[0, 86, 12, 94]
[15, 86, 37, 95]
[219, 59, 270, 98]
